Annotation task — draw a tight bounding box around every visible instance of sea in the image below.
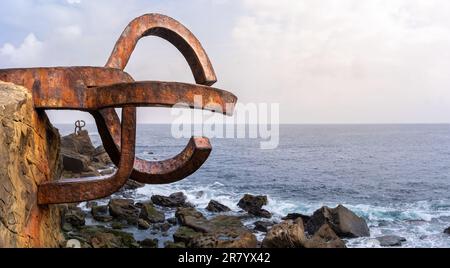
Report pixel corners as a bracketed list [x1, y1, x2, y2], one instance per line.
[55, 124, 450, 248]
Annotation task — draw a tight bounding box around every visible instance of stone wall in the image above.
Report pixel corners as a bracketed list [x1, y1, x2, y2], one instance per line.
[0, 81, 63, 248]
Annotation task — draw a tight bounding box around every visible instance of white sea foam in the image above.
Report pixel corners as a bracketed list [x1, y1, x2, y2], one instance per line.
[133, 183, 450, 248]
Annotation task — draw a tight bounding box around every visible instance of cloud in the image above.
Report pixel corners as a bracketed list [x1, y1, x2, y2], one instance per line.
[225, 0, 450, 123]
[0, 33, 44, 65]
[0, 0, 449, 123]
[56, 25, 82, 40]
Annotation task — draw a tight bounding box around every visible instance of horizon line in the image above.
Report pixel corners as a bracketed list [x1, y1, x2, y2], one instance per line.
[52, 122, 450, 125]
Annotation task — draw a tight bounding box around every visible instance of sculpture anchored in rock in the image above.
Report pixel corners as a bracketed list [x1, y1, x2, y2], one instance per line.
[74, 120, 86, 135]
[0, 14, 237, 205]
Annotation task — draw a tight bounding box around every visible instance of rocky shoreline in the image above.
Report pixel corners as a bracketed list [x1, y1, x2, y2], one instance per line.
[57, 131, 449, 248]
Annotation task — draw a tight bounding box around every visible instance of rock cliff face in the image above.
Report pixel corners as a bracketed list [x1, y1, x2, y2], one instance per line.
[0, 81, 63, 248]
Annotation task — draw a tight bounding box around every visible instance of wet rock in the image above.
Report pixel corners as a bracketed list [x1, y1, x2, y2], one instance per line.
[444, 227, 450, 234]
[206, 200, 231, 213]
[61, 130, 96, 156]
[92, 145, 113, 167]
[195, 191, 205, 198]
[188, 216, 257, 248]
[61, 150, 92, 173]
[174, 215, 257, 248]
[304, 224, 346, 248]
[75, 225, 139, 248]
[91, 205, 113, 222]
[282, 213, 311, 223]
[121, 180, 145, 191]
[151, 192, 188, 207]
[139, 238, 158, 248]
[261, 219, 306, 248]
[175, 207, 207, 232]
[86, 201, 98, 209]
[60, 131, 113, 178]
[165, 241, 186, 248]
[189, 231, 257, 248]
[138, 219, 151, 230]
[237, 194, 271, 218]
[153, 223, 172, 232]
[111, 221, 126, 230]
[173, 226, 203, 244]
[238, 194, 268, 212]
[376, 235, 406, 247]
[306, 205, 370, 238]
[254, 221, 275, 232]
[62, 223, 74, 232]
[61, 205, 86, 228]
[138, 202, 165, 223]
[60, 149, 101, 178]
[250, 208, 272, 219]
[108, 199, 140, 224]
[167, 217, 178, 225]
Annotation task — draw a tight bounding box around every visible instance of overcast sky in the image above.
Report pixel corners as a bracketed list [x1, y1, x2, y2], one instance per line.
[1, 0, 450, 124]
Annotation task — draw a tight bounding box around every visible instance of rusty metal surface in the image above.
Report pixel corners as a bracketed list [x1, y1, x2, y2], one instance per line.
[99, 13, 221, 185]
[0, 13, 237, 204]
[38, 107, 136, 204]
[33, 80, 236, 113]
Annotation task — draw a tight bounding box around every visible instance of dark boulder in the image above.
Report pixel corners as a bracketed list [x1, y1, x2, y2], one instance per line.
[153, 222, 172, 232]
[173, 214, 257, 248]
[206, 200, 231, 213]
[61, 205, 86, 228]
[444, 227, 450, 234]
[282, 213, 311, 223]
[175, 207, 207, 232]
[60, 130, 96, 156]
[121, 180, 145, 191]
[137, 219, 151, 230]
[306, 205, 370, 238]
[92, 145, 113, 167]
[249, 208, 272, 219]
[61, 150, 92, 173]
[111, 221, 126, 230]
[138, 202, 165, 223]
[254, 221, 275, 232]
[167, 217, 178, 225]
[376, 235, 406, 247]
[237, 194, 272, 218]
[304, 224, 346, 248]
[261, 219, 306, 248]
[74, 225, 139, 248]
[91, 205, 113, 222]
[164, 241, 186, 248]
[139, 238, 158, 248]
[173, 226, 202, 244]
[59, 130, 104, 177]
[187, 216, 257, 248]
[151, 192, 187, 207]
[238, 194, 267, 212]
[108, 199, 140, 224]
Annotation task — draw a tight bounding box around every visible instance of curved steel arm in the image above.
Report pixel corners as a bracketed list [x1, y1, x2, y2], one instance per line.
[133, 137, 212, 184]
[95, 13, 230, 184]
[106, 13, 217, 85]
[34, 81, 237, 114]
[37, 107, 136, 205]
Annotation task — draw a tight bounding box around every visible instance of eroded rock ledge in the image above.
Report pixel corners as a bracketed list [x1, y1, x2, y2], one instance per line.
[0, 81, 63, 248]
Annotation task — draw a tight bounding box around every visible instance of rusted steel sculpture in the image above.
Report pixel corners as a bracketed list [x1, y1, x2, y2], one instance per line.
[74, 120, 86, 135]
[0, 14, 237, 205]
